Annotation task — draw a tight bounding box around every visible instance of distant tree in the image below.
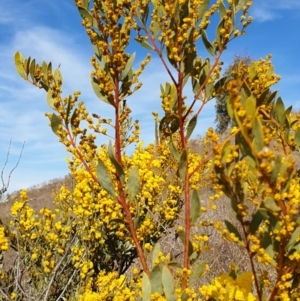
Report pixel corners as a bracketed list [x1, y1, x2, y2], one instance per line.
[0, 139, 25, 201]
[215, 55, 252, 134]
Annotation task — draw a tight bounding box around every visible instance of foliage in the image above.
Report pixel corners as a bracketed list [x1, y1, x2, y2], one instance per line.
[1, 0, 300, 300]
[214, 54, 252, 134]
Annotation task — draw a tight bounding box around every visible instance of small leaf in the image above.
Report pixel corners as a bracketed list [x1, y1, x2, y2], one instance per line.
[14, 51, 25, 78]
[91, 74, 115, 106]
[152, 243, 161, 267]
[47, 89, 56, 110]
[162, 266, 176, 301]
[108, 141, 124, 185]
[142, 272, 151, 301]
[263, 196, 281, 212]
[134, 38, 154, 50]
[201, 30, 215, 57]
[287, 226, 300, 251]
[224, 220, 242, 242]
[219, 1, 226, 18]
[50, 113, 61, 136]
[275, 97, 285, 124]
[169, 138, 180, 162]
[270, 155, 282, 184]
[97, 159, 116, 199]
[126, 166, 140, 202]
[178, 150, 187, 180]
[176, 229, 193, 256]
[188, 261, 206, 285]
[191, 190, 200, 224]
[248, 210, 264, 234]
[151, 265, 163, 294]
[54, 68, 62, 83]
[252, 117, 263, 152]
[121, 52, 136, 80]
[186, 115, 197, 140]
[77, 6, 97, 28]
[197, 0, 209, 19]
[295, 129, 300, 149]
[29, 59, 36, 81]
[245, 96, 256, 120]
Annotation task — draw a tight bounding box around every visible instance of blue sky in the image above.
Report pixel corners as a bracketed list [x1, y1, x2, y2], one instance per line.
[0, 0, 299, 194]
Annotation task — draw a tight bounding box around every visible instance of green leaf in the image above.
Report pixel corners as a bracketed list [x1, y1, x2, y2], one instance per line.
[275, 97, 285, 123]
[224, 220, 243, 242]
[126, 166, 140, 203]
[252, 117, 264, 152]
[178, 150, 187, 180]
[29, 59, 36, 81]
[176, 229, 194, 256]
[152, 243, 161, 267]
[47, 89, 56, 110]
[14, 51, 25, 78]
[219, 1, 226, 18]
[188, 261, 206, 285]
[151, 21, 160, 38]
[77, 6, 97, 28]
[169, 138, 180, 162]
[107, 141, 124, 185]
[54, 68, 62, 84]
[191, 190, 200, 224]
[49, 113, 61, 136]
[82, 0, 90, 9]
[70, 108, 79, 130]
[245, 96, 256, 120]
[186, 115, 197, 140]
[134, 38, 154, 50]
[295, 129, 300, 149]
[201, 30, 215, 57]
[248, 210, 264, 234]
[270, 155, 282, 184]
[91, 74, 115, 106]
[197, 0, 209, 19]
[265, 90, 277, 105]
[42, 61, 48, 82]
[263, 196, 281, 212]
[162, 266, 176, 301]
[151, 265, 163, 294]
[287, 226, 300, 252]
[142, 272, 151, 301]
[24, 56, 31, 75]
[97, 159, 116, 199]
[121, 52, 136, 80]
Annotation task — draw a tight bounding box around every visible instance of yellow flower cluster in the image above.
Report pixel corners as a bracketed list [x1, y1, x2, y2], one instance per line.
[0, 226, 8, 252]
[199, 272, 256, 301]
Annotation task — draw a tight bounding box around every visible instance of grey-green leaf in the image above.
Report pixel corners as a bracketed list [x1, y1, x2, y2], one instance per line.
[142, 272, 151, 301]
[97, 159, 116, 199]
[108, 141, 124, 185]
[186, 115, 197, 140]
[50, 113, 61, 136]
[134, 38, 155, 50]
[151, 265, 163, 294]
[201, 30, 215, 57]
[224, 220, 243, 242]
[191, 190, 200, 224]
[121, 52, 136, 80]
[126, 166, 140, 202]
[14, 51, 25, 78]
[162, 266, 176, 301]
[188, 261, 206, 285]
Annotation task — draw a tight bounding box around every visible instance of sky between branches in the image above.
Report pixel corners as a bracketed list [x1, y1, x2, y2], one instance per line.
[0, 0, 299, 193]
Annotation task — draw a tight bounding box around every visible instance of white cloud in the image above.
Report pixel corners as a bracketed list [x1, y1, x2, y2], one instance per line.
[251, 1, 300, 22]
